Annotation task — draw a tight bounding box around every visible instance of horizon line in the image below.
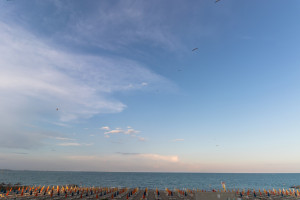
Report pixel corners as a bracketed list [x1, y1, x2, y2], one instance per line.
[1, 169, 300, 174]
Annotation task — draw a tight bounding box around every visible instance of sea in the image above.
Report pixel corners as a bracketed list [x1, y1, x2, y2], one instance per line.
[1, 170, 300, 190]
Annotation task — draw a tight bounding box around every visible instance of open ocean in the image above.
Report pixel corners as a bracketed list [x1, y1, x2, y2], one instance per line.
[1, 170, 300, 190]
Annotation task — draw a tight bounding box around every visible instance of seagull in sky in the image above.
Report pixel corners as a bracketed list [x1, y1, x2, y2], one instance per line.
[215, 0, 221, 3]
[56, 108, 59, 111]
[192, 48, 198, 51]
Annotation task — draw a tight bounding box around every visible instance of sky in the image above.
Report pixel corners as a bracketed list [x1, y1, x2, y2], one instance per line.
[1, 0, 300, 173]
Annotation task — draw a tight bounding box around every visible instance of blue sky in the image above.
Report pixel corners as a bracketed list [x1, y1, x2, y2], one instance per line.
[1, 0, 300, 172]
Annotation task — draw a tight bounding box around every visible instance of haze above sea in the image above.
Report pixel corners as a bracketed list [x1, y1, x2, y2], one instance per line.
[1, 170, 300, 190]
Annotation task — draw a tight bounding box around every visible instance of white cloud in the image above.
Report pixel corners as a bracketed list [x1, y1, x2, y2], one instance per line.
[102, 126, 144, 142]
[104, 129, 124, 135]
[124, 129, 140, 135]
[103, 126, 140, 137]
[57, 142, 93, 147]
[0, 21, 171, 120]
[100, 126, 110, 131]
[0, 22, 129, 122]
[0, 21, 172, 149]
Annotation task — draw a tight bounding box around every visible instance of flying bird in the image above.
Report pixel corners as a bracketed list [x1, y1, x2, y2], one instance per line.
[56, 108, 59, 111]
[215, 0, 221, 3]
[192, 48, 198, 51]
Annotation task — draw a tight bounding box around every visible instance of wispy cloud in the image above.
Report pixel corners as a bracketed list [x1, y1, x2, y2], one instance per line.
[57, 142, 93, 147]
[57, 143, 81, 146]
[138, 137, 146, 141]
[116, 152, 179, 163]
[66, 155, 97, 161]
[103, 126, 141, 139]
[104, 129, 124, 136]
[142, 154, 179, 163]
[51, 122, 70, 127]
[0, 20, 171, 149]
[124, 129, 140, 135]
[100, 126, 110, 131]
[51, 1, 185, 52]
[173, 139, 184, 142]
[3, 152, 300, 172]
[115, 152, 140, 156]
[11, 152, 29, 155]
[55, 137, 75, 141]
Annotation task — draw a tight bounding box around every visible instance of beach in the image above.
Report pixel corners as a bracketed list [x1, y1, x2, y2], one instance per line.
[2, 185, 300, 200]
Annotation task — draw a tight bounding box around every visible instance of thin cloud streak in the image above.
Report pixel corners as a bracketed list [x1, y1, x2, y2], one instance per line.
[116, 152, 179, 163]
[173, 139, 184, 142]
[55, 137, 75, 141]
[57, 143, 93, 147]
[104, 129, 124, 135]
[115, 152, 140, 156]
[57, 143, 81, 146]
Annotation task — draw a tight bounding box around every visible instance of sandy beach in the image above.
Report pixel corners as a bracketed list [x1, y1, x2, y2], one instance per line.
[1, 186, 300, 200]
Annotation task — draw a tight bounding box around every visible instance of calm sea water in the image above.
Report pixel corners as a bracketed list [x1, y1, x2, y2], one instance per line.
[1, 170, 300, 190]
